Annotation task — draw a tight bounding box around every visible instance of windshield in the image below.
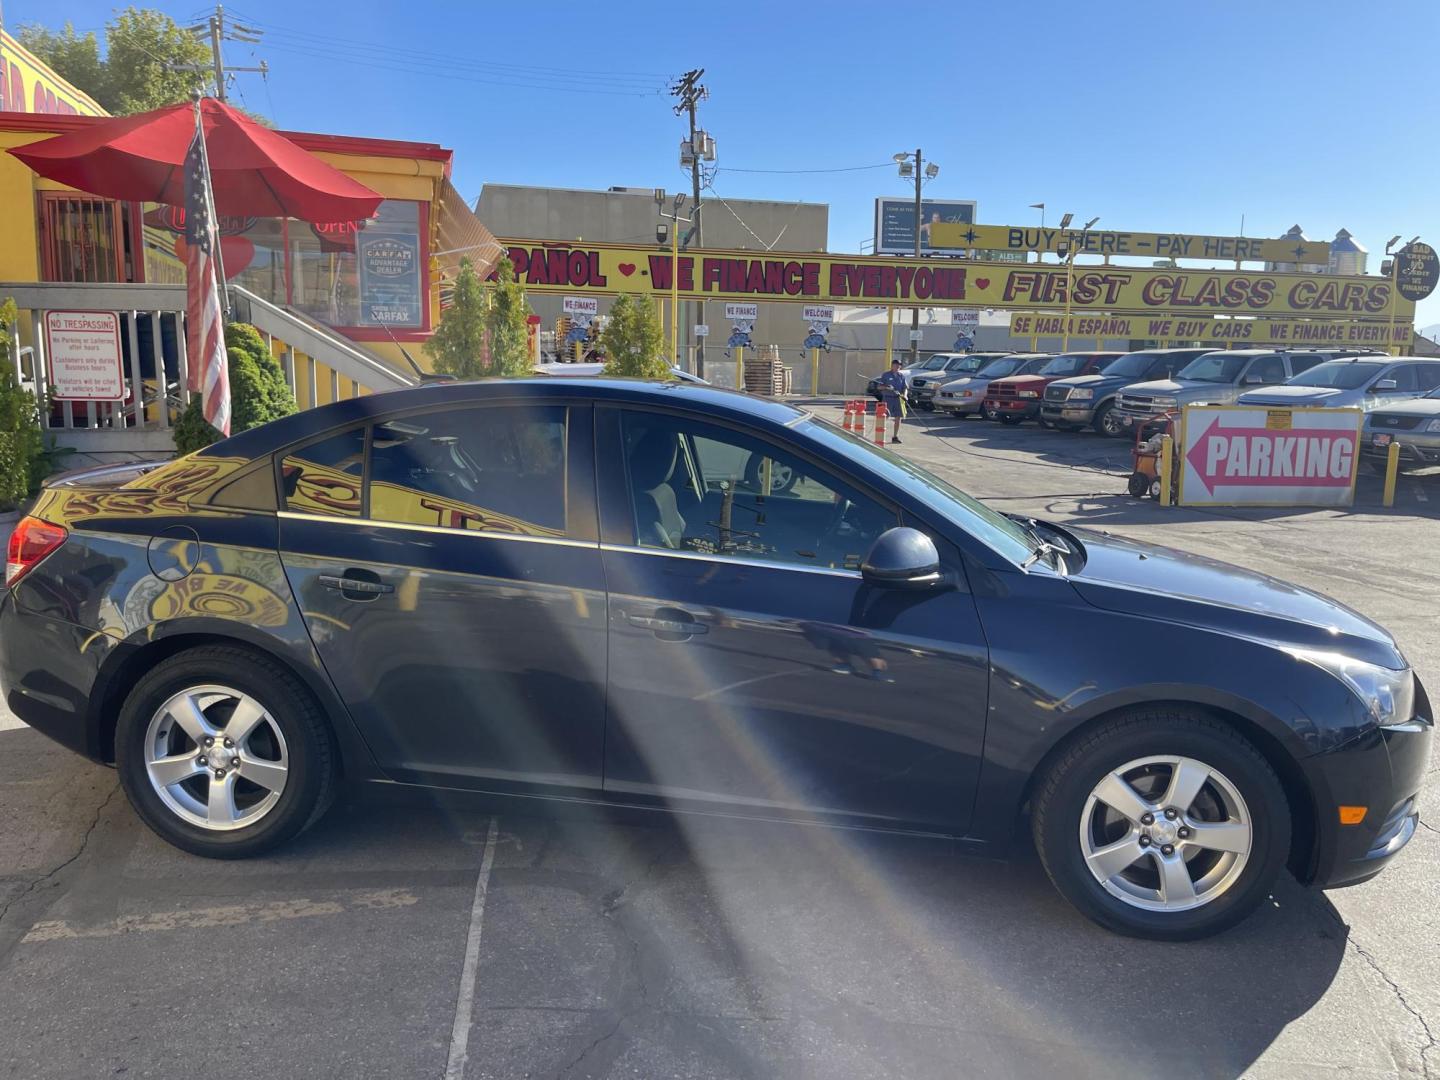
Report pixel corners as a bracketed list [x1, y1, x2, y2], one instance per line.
[945, 354, 988, 373]
[1286, 361, 1387, 389]
[798, 418, 1035, 565]
[976, 356, 1022, 378]
[1039, 354, 1091, 377]
[1178, 353, 1245, 383]
[919, 355, 950, 370]
[1104, 352, 1164, 378]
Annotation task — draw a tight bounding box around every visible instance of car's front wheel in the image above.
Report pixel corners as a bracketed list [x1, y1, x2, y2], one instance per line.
[1032, 709, 1290, 940]
[115, 646, 337, 858]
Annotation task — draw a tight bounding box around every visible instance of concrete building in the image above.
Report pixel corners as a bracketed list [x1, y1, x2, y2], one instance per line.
[476, 184, 828, 376]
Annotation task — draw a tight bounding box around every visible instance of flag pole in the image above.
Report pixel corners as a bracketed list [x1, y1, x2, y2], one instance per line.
[192, 90, 230, 317]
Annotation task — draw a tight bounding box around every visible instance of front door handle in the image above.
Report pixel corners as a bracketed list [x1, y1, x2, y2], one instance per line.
[626, 610, 708, 638]
[319, 570, 394, 601]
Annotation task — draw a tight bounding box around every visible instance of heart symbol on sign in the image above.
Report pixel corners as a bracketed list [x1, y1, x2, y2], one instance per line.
[974, 277, 991, 290]
[618, 263, 636, 276]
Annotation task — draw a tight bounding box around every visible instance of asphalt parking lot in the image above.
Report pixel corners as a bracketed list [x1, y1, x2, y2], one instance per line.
[1, 406, 1436, 1080]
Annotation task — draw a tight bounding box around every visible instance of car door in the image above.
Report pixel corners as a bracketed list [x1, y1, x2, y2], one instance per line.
[595, 406, 990, 835]
[1369, 362, 1424, 406]
[276, 401, 609, 794]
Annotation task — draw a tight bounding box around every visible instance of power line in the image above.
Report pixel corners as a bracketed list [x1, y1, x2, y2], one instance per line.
[715, 162, 896, 175]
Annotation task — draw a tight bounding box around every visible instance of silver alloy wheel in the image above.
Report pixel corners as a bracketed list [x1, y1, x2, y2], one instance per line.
[143, 684, 289, 832]
[1079, 754, 1252, 912]
[1100, 406, 1124, 437]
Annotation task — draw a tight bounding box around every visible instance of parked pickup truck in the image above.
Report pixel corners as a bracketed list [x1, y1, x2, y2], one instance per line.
[981, 352, 1121, 425]
[1111, 350, 1333, 432]
[1042, 348, 1214, 436]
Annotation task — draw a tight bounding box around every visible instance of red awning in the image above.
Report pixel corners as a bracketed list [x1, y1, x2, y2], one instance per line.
[9, 97, 383, 223]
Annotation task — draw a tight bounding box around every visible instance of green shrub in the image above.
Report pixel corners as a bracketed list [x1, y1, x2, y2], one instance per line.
[174, 322, 298, 454]
[0, 299, 46, 510]
[600, 293, 669, 379]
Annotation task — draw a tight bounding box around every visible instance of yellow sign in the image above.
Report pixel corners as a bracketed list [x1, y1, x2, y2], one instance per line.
[0, 30, 108, 116]
[1008, 313, 1412, 348]
[496, 240, 1415, 321]
[930, 222, 1330, 265]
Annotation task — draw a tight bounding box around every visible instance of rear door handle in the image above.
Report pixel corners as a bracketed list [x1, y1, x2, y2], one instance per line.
[626, 611, 708, 637]
[319, 572, 394, 600]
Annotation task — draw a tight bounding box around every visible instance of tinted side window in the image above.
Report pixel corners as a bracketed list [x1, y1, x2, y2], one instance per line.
[369, 405, 567, 536]
[1414, 364, 1440, 392]
[620, 411, 896, 571]
[281, 426, 365, 518]
[1385, 365, 1419, 392]
[1288, 354, 1327, 375]
[1250, 356, 1287, 384]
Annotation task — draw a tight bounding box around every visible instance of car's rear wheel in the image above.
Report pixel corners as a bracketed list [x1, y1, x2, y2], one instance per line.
[1000, 414, 1022, 426]
[1031, 710, 1289, 940]
[115, 646, 336, 858]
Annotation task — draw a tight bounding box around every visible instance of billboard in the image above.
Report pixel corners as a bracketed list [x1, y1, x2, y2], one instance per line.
[931, 222, 1331, 265]
[0, 30, 108, 116]
[874, 198, 977, 255]
[1178, 406, 1362, 507]
[493, 241, 1417, 324]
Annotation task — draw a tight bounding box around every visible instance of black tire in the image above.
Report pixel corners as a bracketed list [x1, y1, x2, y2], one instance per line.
[115, 645, 338, 858]
[1000, 414, 1022, 426]
[1094, 401, 1123, 438]
[1031, 709, 1290, 940]
[1127, 472, 1149, 498]
[1148, 477, 1163, 500]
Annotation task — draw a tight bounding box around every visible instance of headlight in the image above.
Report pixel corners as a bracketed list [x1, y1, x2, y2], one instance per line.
[1425, 419, 1440, 433]
[1019, 390, 1039, 398]
[1152, 396, 1178, 407]
[1068, 388, 1094, 401]
[1294, 649, 1415, 727]
[961, 390, 975, 397]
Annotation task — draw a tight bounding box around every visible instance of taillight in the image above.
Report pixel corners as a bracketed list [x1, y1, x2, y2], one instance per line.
[5, 516, 68, 587]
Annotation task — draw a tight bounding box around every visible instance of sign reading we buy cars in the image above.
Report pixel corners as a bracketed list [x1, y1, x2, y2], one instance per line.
[1179, 406, 1362, 508]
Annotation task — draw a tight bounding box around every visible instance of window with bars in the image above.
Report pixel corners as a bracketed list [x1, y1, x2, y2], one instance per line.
[38, 193, 130, 283]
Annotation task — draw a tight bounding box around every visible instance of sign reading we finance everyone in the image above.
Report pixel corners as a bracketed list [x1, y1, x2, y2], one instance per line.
[1179, 406, 1363, 507]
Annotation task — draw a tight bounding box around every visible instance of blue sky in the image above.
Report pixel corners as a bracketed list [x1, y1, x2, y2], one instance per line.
[9, 0, 1440, 327]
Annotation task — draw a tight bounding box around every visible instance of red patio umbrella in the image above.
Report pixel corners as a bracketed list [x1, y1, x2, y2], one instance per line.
[8, 97, 382, 223]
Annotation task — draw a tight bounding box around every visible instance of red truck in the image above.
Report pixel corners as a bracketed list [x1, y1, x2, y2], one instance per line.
[982, 352, 1123, 425]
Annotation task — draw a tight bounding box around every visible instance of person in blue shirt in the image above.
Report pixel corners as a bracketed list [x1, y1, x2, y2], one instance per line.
[873, 359, 908, 444]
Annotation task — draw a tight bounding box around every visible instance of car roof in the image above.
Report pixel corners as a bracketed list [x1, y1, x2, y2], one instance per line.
[204, 378, 805, 461]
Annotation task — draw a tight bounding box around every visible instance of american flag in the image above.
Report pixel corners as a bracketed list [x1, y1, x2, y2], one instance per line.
[184, 109, 231, 436]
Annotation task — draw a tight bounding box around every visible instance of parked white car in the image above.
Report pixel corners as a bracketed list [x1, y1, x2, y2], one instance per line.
[1238, 356, 1440, 411]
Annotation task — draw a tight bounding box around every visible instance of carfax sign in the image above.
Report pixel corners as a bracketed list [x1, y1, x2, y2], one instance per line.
[1179, 406, 1363, 507]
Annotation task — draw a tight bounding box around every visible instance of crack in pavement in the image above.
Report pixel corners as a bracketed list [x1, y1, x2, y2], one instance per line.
[1347, 933, 1437, 1079]
[0, 781, 120, 938]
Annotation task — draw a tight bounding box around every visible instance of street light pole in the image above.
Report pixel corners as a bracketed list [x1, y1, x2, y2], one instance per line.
[910, 146, 922, 366]
[1059, 216, 1098, 352]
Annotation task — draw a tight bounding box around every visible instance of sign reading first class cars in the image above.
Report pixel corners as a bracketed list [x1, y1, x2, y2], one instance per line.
[496, 241, 1417, 320]
[929, 222, 1332, 265]
[1179, 406, 1362, 507]
[44, 311, 124, 401]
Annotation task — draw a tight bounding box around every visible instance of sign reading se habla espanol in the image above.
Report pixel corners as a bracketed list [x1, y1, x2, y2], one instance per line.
[494, 241, 1415, 321]
[929, 222, 1331, 266]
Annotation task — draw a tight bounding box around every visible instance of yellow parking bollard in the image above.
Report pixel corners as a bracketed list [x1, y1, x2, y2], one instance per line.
[811, 347, 820, 396]
[1383, 441, 1401, 507]
[1158, 434, 1173, 506]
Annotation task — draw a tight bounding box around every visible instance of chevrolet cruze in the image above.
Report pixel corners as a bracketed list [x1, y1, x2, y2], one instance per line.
[1, 380, 1429, 940]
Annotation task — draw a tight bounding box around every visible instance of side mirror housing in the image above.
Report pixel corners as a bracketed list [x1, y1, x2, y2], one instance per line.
[861, 527, 943, 589]
[1242, 372, 1265, 385]
[1373, 378, 1399, 392]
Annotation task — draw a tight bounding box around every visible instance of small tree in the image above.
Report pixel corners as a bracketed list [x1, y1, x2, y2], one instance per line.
[173, 323, 297, 453]
[600, 294, 669, 379]
[426, 257, 532, 378]
[0, 300, 46, 509]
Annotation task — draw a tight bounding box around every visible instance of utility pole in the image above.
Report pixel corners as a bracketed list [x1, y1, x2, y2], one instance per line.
[671, 69, 709, 377]
[175, 5, 268, 102]
[910, 146, 922, 366]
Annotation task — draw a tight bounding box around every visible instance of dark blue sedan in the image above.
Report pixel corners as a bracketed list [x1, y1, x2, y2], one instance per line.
[1, 379, 1430, 939]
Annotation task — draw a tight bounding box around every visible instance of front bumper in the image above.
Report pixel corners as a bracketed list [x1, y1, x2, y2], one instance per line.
[1111, 405, 1174, 429]
[936, 393, 983, 414]
[1361, 430, 1440, 466]
[984, 398, 1041, 419]
[1041, 402, 1097, 424]
[1307, 705, 1433, 889]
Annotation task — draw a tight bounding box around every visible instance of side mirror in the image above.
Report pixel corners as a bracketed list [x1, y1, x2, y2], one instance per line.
[1373, 378, 1399, 392]
[1242, 373, 1264, 385]
[861, 527, 943, 589]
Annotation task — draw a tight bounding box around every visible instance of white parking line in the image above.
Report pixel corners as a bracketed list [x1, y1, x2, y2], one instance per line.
[445, 815, 499, 1080]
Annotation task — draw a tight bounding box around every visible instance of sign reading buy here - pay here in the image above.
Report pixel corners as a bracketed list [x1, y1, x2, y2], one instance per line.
[1179, 406, 1363, 508]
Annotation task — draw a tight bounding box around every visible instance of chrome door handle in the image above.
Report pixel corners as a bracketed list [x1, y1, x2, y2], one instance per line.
[626, 613, 707, 635]
[318, 574, 394, 595]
